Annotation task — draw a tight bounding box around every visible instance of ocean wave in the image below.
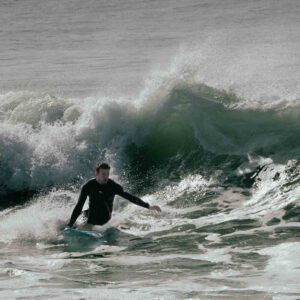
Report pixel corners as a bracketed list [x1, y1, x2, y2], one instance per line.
[1, 79, 300, 197]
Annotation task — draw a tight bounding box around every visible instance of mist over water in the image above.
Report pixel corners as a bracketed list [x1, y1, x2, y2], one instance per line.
[1, 0, 300, 299]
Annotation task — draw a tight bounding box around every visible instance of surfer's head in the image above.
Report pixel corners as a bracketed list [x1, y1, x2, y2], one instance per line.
[95, 162, 110, 184]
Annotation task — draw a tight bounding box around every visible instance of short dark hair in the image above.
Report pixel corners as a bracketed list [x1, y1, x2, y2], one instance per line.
[96, 161, 110, 172]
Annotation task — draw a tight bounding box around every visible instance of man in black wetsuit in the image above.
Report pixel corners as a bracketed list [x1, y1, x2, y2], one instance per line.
[66, 162, 161, 230]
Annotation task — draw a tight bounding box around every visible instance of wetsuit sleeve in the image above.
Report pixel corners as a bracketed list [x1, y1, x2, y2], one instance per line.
[115, 183, 150, 209]
[67, 182, 89, 227]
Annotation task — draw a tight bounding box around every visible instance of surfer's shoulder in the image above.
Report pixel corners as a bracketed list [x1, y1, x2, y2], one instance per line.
[82, 178, 94, 189]
[108, 178, 117, 186]
[108, 178, 123, 192]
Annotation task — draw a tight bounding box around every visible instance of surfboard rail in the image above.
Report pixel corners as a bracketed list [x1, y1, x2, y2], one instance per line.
[62, 226, 103, 239]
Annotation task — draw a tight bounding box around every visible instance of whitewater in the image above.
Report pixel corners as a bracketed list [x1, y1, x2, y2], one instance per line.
[0, 0, 300, 299]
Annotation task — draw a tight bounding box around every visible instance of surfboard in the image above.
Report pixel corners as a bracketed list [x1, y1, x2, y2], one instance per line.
[62, 227, 103, 240]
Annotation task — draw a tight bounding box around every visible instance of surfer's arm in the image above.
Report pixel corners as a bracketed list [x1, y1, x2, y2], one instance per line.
[115, 184, 150, 209]
[67, 183, 89, 227]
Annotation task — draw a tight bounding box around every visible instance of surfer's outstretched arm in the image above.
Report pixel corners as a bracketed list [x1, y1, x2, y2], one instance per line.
[67, 183, 88, 227]
[115, 185, 150, 209]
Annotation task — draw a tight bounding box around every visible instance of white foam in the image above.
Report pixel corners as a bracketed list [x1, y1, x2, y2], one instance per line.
[242, 242, 300, 294]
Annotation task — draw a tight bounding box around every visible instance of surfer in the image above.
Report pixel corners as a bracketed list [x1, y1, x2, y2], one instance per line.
[66, 162, 162, 230]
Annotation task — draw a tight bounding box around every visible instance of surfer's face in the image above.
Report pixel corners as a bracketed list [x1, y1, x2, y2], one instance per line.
[96, 168, 110, 183]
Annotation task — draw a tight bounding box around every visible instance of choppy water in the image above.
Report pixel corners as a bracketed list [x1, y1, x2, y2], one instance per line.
[1, 0, 300, 299]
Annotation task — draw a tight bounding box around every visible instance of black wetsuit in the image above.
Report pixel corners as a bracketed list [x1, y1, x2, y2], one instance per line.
[67, 178, 150, 227]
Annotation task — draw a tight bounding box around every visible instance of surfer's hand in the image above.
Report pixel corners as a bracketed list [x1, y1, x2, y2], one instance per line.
[149, 205, 162, 212]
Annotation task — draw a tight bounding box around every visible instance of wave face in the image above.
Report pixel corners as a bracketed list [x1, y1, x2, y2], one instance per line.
[1, 80, 300, 195]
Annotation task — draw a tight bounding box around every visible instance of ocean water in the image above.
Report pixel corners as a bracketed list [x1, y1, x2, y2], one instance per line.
[1, 0, 300, 299]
